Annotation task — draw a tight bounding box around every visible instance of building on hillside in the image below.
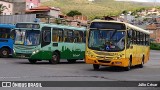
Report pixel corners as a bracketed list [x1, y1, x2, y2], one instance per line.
[25, 6, 88, 27]
[26, 0, 41, 10]
[25, 6, 61, 23]
[146, 17, 160, 43]
[119, 14, 135, 23]
[14, 0, 40, 14]
[64, 15, 88, 27]
[0, 0, 41, 15]
[146, 8, 160, 16]
[0, 0, 13, 15]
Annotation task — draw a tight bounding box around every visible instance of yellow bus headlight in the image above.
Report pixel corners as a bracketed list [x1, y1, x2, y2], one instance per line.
[86, 51, 96, 58]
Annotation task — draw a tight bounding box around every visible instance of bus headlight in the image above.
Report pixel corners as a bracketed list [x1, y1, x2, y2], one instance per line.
[86, 51, 96, 58]
[116, 54, 124, 59]
[13, 49, 15, 53]
[32, 50, 39, 55]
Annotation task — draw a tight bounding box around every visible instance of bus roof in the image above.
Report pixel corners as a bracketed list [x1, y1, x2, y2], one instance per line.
[0, 24, 15, 29]
[16, 22, 86, 31]
[42, 23, 86, 31]
[91, 20, 150, 34]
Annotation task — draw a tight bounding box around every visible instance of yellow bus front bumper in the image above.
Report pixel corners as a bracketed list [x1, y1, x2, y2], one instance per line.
[85, 55, 129, 67]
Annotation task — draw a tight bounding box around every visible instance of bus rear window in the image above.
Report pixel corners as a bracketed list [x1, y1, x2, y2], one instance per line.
[0, 28, 10, 38]
[90, 22, 126, 30]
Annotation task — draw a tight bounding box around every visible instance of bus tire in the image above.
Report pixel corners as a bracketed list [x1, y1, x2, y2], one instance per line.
[93, 64, 100, 70]
[49, 52, 60, 64]
[0, 48, 10, 58]
[67, 59, 76, 63]
[138, 56, 144, 68]
[28, 59, 37, 64]
[124, 58, 132, 71]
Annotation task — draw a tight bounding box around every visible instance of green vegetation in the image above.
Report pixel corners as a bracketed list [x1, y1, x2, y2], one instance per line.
[150, 43, 160, 50]
[66, 10, 82, 17]
[42, 0, 146, 19]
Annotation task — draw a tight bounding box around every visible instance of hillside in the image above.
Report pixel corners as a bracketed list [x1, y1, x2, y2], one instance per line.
[41, 0, 148, 19]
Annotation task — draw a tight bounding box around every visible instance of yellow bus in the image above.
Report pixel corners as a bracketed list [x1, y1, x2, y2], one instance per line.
[85, 20, 150, 71]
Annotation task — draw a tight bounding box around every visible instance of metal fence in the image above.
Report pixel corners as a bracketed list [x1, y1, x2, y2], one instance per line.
[0, 14, 36, 24]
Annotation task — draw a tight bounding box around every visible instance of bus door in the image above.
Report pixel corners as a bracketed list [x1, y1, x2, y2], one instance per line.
[41, 27, 52, 60]
[127, 30, 137, 65]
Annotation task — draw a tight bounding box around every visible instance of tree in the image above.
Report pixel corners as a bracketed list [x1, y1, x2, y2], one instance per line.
[0, 4, 7, 15]
[122, 10, 128, 15]
[66, 10, 82, 17]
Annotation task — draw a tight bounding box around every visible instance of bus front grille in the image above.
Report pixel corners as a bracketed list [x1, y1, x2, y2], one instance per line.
[98, 60, 111, 63]
[14, 46, 36, 50]
[16, 53, 31, 58]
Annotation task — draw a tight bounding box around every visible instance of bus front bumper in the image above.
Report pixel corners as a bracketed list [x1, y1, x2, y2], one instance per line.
[85, 56, 129, 67]
[13, 53, 32, 59]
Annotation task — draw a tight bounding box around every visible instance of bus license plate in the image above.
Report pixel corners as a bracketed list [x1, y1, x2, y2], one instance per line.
[20, 55, 25, 58]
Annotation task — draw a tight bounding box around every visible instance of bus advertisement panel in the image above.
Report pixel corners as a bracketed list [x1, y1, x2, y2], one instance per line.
[85, 20, 150, 71]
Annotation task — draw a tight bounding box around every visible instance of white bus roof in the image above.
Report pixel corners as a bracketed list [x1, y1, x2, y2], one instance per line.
[91, 20, 150, 34]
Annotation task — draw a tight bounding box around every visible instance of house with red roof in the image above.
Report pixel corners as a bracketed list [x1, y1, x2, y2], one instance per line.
[25, 6, 61, 18]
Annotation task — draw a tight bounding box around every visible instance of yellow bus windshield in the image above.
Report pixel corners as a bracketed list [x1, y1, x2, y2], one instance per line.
[88, 29, 125, 52]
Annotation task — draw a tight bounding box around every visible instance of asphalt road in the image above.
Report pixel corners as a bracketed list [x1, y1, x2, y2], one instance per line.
[0, 50, 160, 90]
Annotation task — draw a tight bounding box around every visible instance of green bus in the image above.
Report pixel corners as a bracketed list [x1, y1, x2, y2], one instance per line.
[13, 22, 86, 64]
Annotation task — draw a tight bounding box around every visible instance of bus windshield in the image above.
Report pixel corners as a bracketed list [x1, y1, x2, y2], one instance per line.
[88, 29, 125, 52]
[0, 28, 10, 38]
[14, 30, 40, 45]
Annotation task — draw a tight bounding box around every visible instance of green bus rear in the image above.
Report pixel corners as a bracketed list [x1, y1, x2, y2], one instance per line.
[13, 22, 86, 64]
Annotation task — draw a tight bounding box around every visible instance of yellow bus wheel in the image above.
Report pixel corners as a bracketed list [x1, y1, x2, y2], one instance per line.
[138, 56, 144, 68]
[124, 58, 132, 71]
[93, 64, 100, 70]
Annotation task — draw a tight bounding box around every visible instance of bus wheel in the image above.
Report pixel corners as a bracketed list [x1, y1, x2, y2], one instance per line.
[67, 59, 76, 63]
[28, 59, 37, 64]
[0, 48, 10, 58]
[139, 56, 144, 68]
[49, 52, 60, 64]
[124, 58, 132, 71]
[93, 64, 100, 70]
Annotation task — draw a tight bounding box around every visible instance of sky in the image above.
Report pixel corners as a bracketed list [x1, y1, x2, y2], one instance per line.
[115, 0, 160, 2]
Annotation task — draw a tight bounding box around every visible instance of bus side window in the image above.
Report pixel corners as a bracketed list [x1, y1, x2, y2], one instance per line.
[146, 35, 150, 46]
[52, 28, 63, 42]
[127, 30, 132, 47]
[0, 28, 10, 39]
[132, 30, 136, 44]
[136, 31, 140, 45]
[43, 31, 51, 42]
[41, 27, 51, 47]
[58, 30, 63, 42]
[10, 30, 15, 40]
[74, 31, 83, 43]
[83, 31, 86, 43]
[52, 29, 59, 42]
[64, 30, 67, 42]
[64, 30, 74, 43]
